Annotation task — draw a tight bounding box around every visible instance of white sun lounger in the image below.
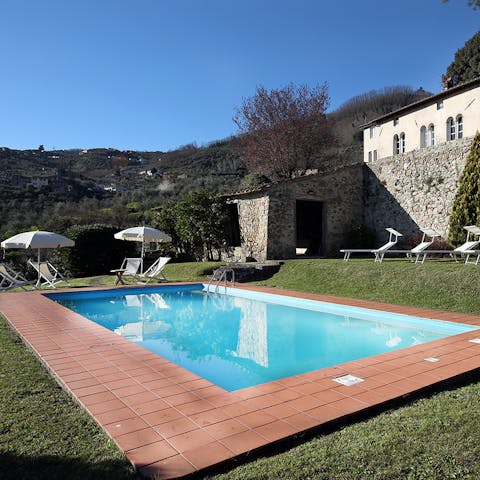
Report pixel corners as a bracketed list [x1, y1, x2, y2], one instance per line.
[138, 257, 171, 283]
[415, 225, 480, 264]
[340, 228, 403, 263]
[0, 262, 33, 291]
[28, 260, 70, 288]
[385, 228, 440, 264]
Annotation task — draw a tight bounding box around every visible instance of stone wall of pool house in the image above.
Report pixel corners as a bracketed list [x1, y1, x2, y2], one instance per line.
[364, 136, 473, 244]
[224, 164, 364, 261]
[227, 195, 270, 262]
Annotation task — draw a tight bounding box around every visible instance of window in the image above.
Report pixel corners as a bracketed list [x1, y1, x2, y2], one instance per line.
[393, 134, 399, 154]
[428, 124, 435, 146]
[369, 126, 376, 139]
[437, 100, 444, 110]
[448, 117, 456, 140]
[368, 151, 372, 162]
[393, 134, 405, 154]
[373, 150, 377, 161]
[447, 116, 463, 141]
[393, 118, 399, 126]
[420, 126, 427, 148]
[399, 133, 405, 153]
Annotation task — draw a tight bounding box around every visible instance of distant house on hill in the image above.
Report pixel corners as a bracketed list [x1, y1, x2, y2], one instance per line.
[363, 78, 480, 163]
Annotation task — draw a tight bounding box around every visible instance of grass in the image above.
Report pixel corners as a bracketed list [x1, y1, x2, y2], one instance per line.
[1, 259, 480, 479]
[65, 261, 222, 288]
[254, 258, 480, 314]
[0, 316, 137, 480]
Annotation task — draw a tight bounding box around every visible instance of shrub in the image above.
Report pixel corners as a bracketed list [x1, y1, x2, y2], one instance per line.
[54, 224, 136, 277]
[449, 132, 480, 245]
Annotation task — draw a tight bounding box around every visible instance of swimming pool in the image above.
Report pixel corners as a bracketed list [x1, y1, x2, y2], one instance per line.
[47, 285, 478, 391]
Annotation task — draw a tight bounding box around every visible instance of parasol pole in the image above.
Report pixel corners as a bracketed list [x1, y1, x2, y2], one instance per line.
[36, 248, 41, 287]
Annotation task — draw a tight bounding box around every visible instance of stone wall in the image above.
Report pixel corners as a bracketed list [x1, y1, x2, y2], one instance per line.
[225, 195, 269, 262]
[266, 165, 364, 258]
[365, 136, 473, 244]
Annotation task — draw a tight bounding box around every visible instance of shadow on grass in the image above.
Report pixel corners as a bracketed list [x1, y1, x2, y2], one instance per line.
[0, 452, 138, 480]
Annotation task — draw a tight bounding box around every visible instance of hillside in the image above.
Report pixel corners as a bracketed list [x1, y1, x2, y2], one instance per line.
[0, 85, 434, 238]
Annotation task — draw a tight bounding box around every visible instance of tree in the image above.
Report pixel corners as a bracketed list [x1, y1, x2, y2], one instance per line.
[442, 0, 480, 10]
[442, 31, 480, 87]
[233, 83, 336, 180]
[156, 190, 228, 261]
[449, 132, 480, 245]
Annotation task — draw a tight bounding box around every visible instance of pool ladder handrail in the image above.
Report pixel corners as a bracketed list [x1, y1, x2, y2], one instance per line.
[207, 267, 235, 294]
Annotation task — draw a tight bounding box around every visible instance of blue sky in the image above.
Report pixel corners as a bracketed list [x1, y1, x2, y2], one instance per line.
[0, 0, 478, 152]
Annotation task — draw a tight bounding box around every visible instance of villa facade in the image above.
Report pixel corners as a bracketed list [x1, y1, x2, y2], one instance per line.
[363, 78, 480, 163]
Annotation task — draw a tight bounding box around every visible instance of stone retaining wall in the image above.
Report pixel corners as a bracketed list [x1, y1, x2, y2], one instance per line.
[365, 137, 473, 244]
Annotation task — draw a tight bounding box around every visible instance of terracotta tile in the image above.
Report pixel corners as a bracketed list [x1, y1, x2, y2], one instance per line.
[183, 441, 233, 469]
[138, 454, 195, 479]
[133, 398, 170, 416]
[306, 403, 344, 423]
[80, 390, 118, 406]
[175, 399, 214, 416]
[254, 420, 298, 441]
[195, 385, 227, 399]
[95, 406, 137, 425]
[112, 384, 147, 398]
[220, 430, 269, 454]
[284, 395, 325, 412]
[222, 401, 258, 417]
[122, 390, 159, 407]
[154, 417, 198, 438]
[270, 388, 302, 402]
[207, 393, 241, 407]
[113, 427, 162, 450]
[204, 418, 249, 440]
[164, 391, 201, 406]
[237, 411, 277, 428]
[126, 440, 178, 468]
[284, 413, 320, 431]
[168, 429, 216, 453]
[143, 407, 184, 426]
[87, 399, 126, 415]
[263, 403, 299, 419]
[330, 397, 369, 415]
[104, 417, 148, 438]
[74, 384, 108, 397]
[190, 408, 230, 427]
[292, 382, 328, 396]
[352, 389, 389, 405]
[313, 388, 347, 404]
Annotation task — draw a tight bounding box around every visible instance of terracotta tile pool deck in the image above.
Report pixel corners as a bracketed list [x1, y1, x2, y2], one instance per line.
[2, 282, 480, 479]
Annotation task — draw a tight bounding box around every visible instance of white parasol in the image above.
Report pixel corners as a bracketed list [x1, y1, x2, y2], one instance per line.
[1, 230, 74, 284]
[114, 226, 171, 272]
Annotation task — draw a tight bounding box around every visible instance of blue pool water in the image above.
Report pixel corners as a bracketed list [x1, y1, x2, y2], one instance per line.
[46, 285, 478, 391]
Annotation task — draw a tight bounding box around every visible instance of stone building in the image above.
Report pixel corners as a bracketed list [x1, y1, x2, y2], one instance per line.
[363, 77, 480, 163]
[362, 77, 480, 242]
[224, 165, 364, 262]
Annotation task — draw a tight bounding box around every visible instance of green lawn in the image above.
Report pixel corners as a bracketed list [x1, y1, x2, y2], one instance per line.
[1, 259, 480, 479]
[254, 258, 480, 314]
